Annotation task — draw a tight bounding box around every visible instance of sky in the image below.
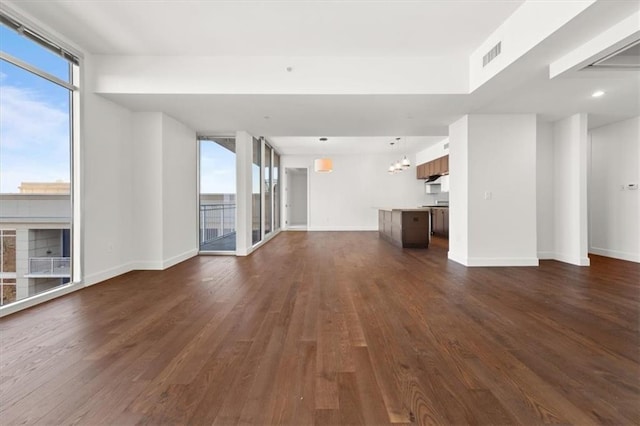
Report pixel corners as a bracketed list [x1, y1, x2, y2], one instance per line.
[199, 140, 237, 194]
[0, 24, 71, 193]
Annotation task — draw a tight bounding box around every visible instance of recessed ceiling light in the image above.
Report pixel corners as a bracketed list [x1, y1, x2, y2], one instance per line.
[592, 90, 605, 98]
[319, 137, 328, 141]
[286, 66, 293, 72]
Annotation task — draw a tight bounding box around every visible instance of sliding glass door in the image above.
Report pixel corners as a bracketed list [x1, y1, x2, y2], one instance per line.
[252, 137, 262, 245]
[199, 137, 236, 252]
[198, 136, 279, 253]
[264, 145, 273, 236]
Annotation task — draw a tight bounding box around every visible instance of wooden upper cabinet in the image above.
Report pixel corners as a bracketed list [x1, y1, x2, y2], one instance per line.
[417, 163, 427, 179]
[442, 155, 449, 174]
[435, 157, 443, 175]
[415, 154, 449, 179]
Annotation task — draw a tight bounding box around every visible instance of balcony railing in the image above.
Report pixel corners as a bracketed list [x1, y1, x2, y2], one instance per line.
[26, 257, 71, 278]
[200, 204, 236, 244]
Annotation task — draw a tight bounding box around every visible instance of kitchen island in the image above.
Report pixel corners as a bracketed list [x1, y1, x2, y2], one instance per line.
[378, 208, 431, 248]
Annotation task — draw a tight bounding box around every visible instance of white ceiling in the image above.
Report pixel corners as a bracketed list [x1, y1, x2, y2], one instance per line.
[268, 136, 446, 156]
[9, 0, 524, 56]
[5, 0, 639, 155]
[100, 93, 459, 137]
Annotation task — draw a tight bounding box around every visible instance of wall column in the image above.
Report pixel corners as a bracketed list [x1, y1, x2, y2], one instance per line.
[552, 113, 590, 265]
[449, 114, 538, 266]
[235, 131, 254, 256]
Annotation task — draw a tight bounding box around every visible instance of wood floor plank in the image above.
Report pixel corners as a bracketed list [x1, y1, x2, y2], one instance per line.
[1, 232, 638, 425]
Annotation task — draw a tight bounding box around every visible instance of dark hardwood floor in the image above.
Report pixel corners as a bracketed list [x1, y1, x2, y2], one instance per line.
[1, 232, 638, 425]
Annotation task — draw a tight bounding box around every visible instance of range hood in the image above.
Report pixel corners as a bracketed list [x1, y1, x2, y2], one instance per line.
[425, 174, 450, 193]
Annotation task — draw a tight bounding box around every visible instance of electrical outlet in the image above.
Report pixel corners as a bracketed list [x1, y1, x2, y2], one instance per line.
[484, 191, 492, 200]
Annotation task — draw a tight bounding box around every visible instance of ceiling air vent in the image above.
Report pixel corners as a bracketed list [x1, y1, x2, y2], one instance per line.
[482, 41, 502, 67]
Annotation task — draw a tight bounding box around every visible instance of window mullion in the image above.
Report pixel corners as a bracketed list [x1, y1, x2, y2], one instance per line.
[0, 52, 78, 91]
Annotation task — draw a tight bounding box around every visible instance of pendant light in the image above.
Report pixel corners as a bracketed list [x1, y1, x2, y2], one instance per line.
[314, 137, 333, 173]
[314, 158, 333, 173]
[399, 138, 411, 169]
[387, 137, 410, 174]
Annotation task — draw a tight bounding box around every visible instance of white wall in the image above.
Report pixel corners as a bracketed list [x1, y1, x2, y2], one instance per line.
[161, 114, 198, 266]
[536, 120, 554, 258]
[82, 55, 136, 285]
[448, 117, 469, 264]
[449, 114, 538, 266]
[589, 116, 640, 262]
[92, 55, 468, 95]
[467, 114, 538, 265]
[131, 112, 164, 268]
[281, 154, 423, 231]
[130, 112, 198, 268]
[415, 138, 449, 164]
[553, 113, 590, 266]
[85, 107, 198, 280]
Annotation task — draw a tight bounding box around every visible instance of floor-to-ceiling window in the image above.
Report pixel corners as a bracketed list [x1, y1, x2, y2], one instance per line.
[252, 137, 262, 245]
[0, 14, 78, 307]
[198, 137, 236, 252]
[264, 144, 273, 236]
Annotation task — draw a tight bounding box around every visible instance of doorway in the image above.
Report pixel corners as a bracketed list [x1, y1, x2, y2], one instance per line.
[286, 168, 308, 229]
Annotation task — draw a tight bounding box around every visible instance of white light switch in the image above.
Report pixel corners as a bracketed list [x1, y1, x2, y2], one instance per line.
[484, 191, 492, 200]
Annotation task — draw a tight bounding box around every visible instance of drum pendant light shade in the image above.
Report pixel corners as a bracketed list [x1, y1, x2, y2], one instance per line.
[314, 158, 333, 173]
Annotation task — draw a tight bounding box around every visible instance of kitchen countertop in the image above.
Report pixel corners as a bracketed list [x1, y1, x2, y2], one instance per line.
[376, 207, 432, 212]
[376, 206, 448, 211]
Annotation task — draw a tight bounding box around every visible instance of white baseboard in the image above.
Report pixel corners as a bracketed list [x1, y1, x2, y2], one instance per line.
[447, 251, 468, 265]
[589, 247, 639, 263]
[162, 248, 199, 269]
[127, 248, 199, 270]
[448, 252, 538, 267]
[84, 262, 137, 286]
[131, 260, 163, 270]
[465, 257, 539, 267]
[235, 247, 251, 256]
[551, 252, 590, 266]
[537, 251, 555, 260]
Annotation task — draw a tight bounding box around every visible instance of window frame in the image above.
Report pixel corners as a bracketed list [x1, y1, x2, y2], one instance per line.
[0, 11, 82, 313]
